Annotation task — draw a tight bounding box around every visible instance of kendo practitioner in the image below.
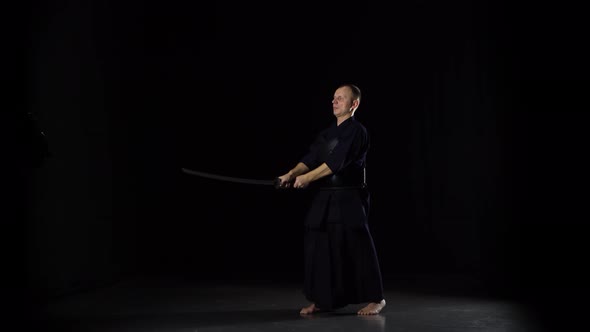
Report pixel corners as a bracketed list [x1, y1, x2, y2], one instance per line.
[277, 84, 386, 315]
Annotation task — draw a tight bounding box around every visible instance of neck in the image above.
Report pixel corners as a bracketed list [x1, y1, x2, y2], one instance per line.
[336, 114, 352, 126]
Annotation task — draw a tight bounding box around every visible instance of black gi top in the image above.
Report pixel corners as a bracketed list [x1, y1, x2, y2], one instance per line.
[299, 117, 370, 229]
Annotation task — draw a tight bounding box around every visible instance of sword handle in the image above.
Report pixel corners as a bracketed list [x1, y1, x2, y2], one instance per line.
[274, 178, 297, 190]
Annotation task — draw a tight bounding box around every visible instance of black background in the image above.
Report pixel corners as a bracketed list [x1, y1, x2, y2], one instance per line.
[4, 0, 589, 328]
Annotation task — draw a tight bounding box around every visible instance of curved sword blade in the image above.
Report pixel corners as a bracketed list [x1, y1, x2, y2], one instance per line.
[181, 168, 278, 187]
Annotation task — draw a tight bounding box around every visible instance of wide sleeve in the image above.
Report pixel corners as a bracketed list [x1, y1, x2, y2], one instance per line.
[299, 132, 324, 170]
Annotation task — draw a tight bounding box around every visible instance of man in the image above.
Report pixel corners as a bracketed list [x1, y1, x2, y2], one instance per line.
[277, 84, 386, 315]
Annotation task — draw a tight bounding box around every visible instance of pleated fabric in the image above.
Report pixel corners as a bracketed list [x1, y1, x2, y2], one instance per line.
[303, 222, 384, 310]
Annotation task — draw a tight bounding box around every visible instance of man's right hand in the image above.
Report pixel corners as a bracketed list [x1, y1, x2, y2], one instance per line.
[277, 173, 294, 189]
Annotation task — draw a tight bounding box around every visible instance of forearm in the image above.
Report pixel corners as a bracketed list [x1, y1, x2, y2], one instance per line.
[303, 163, 333, 183]
[287, 162, 310, 177]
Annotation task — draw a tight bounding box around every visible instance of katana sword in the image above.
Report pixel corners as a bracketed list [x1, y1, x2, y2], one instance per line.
[181, 168, 282, 188]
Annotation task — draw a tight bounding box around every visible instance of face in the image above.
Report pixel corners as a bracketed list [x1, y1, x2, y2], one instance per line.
[332, 86, 357, 118]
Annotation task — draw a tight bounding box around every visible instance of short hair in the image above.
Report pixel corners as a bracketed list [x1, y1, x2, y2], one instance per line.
[338, 84, 361, 103]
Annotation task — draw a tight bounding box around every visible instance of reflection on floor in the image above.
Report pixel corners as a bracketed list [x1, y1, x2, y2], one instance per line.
[31, 275, 539, 332]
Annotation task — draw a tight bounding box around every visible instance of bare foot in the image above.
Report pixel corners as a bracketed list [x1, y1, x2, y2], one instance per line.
[300, 303, 320, 315]
[357, 299, 386, 315]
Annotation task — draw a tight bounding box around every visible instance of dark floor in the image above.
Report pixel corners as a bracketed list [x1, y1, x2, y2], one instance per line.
[26, 275, 544, 332]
